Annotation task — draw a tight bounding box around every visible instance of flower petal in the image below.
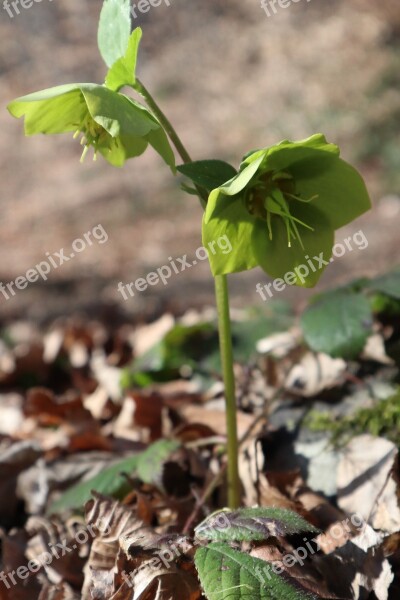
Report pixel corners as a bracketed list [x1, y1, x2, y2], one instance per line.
[81, 86, 159, 137]
[146, 128, 176, 171]
[292, 158, 371, 230]
[242, 133, 340, 171]
[202, 195, 258, 276]
[7, 84, 87, 135]
[252, 203, 334, 287]
[98, 135, 148, 167]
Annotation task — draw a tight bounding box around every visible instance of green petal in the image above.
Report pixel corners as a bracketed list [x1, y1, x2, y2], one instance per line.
[202, 195, 258, 276]
[146, 128, 176, 171]
[98, 134, 148, 167]
[252, 203, 334, 287]
[7, 84, 89, 135]
[242, 133, 340, 170]
[293, 158, 371, 230]
[81, 86, 159, 137]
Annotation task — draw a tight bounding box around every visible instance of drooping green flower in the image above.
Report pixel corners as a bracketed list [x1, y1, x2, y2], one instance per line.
[7, 83, 175, 169]
[203, 134, 371, 286]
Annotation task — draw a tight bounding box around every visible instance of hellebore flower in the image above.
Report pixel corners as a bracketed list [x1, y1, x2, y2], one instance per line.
[7, 83, 175, 169]
[203, 134, 371, 286]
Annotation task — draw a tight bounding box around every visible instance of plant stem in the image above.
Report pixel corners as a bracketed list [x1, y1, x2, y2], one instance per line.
[136, 78, 240, 508]
[215, 274, 240, 508]
[135, 78, 192, 165]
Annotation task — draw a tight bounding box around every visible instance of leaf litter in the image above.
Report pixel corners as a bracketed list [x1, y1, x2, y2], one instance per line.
[0, 276, 400, 599]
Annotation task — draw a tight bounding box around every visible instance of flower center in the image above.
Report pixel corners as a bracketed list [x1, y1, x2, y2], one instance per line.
[73, 114, 109, 162]
[245, 170, 318, 249]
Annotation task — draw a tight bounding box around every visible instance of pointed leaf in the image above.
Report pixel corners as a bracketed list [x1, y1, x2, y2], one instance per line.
[301, 290, 373, 359]
[195, 508, 319, 543]
[195, 543, 317, 600]
[98, 0, 132, 68]
[367, 268, 400, 300]
[48, 440, 179, 514]
[177, 160, 237, 193]
[48, 453, 141, 514]
[136, 439, 180, 484]
[105, 27, 142, 91]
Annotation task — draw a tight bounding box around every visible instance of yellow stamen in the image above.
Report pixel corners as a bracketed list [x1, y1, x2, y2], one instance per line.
[80, 144, 90, 163]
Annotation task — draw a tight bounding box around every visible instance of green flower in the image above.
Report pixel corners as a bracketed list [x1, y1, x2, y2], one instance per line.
[203, 134, 371, 287]
[7, 83, 175, 169]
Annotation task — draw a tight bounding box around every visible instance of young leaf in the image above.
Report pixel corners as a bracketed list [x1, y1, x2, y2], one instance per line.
[98, 0, 132, 68]
[177, 160, 237, 193]
[48, 439, 180, 514]
[301, 290, 373, 359]
[136, 439, 180, 485]
[367, 268, 400, 300]
[195, 507, 319, 543]
[105, 27, 142, 91]
[48, 453, 141, 514]
[195, 543, 317, 600]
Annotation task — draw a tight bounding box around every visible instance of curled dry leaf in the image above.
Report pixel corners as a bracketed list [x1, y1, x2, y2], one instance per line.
[118, 560, 200, 600]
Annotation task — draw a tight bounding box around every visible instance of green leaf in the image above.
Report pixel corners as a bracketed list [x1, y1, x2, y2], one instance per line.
[301, 290, 373, 359]
[48, 453, 141, 514]
[105, 27, 142, 91]
[177, 160, 237, 193]
[368, 268, 400, 300]
[98, 0, 132, 68]
[195, 508, 319, 543]
[195, 543, 317, 600]
[204, 157, 264, 216]
[49, 439, 179, 514]
[136, 439, 180, 485]
[121, 306, 294, 387]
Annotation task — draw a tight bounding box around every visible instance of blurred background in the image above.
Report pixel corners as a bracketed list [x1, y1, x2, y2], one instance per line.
[1, 0, 400, 323]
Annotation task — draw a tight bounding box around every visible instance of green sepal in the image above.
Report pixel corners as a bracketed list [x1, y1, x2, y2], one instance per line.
[252, 204, 334, 287]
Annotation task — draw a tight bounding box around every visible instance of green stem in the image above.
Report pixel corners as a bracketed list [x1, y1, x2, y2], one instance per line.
[135, 78, 192, 165]
[215, 274, 240, 508]
[136, 78, 240, 508]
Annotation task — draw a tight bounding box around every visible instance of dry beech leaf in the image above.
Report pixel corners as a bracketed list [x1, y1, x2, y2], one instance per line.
[122, 560, 200, 600]
[361, 333, 394, 365]
[337, 435, 400, 533]
[84, 494, 158, 597]
[25, 515, 88, 587]
[350, 524, 394, 600]
[285, 352, 346, 397]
